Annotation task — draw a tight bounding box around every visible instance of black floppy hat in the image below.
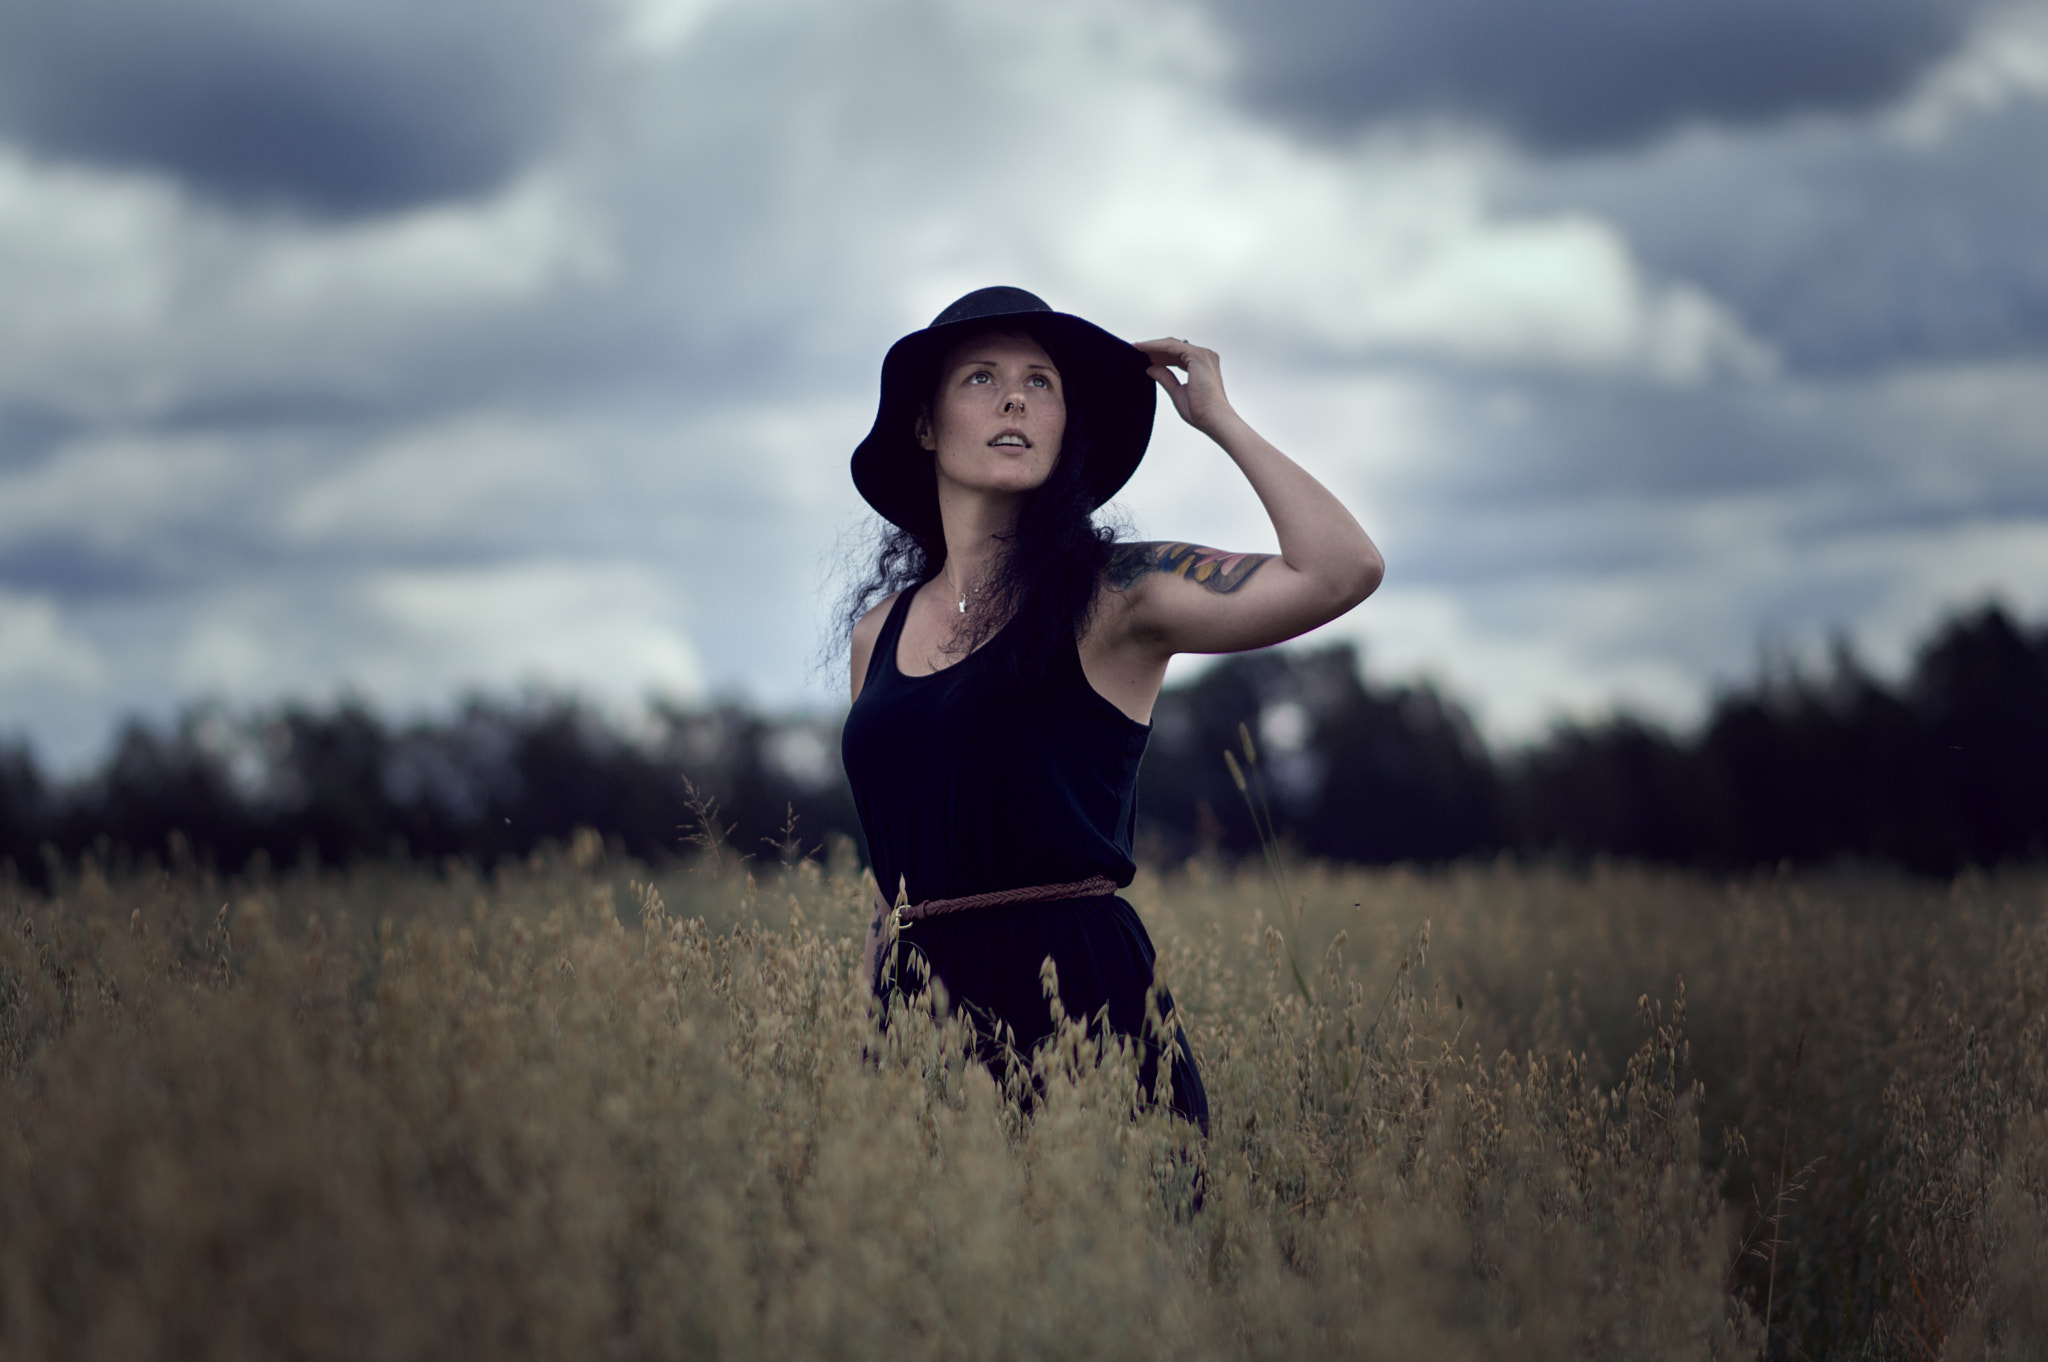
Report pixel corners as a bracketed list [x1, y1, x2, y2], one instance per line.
[850, 286, 1157, 539]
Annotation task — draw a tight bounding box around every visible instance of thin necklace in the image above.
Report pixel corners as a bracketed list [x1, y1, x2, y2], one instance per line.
[945, 566, 973, 614]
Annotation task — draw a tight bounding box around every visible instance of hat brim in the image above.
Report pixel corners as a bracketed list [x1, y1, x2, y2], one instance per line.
[851, 301, 1156, 540]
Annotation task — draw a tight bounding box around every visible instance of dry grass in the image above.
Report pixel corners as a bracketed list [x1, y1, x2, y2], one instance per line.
[2, 840, 2043, 1359]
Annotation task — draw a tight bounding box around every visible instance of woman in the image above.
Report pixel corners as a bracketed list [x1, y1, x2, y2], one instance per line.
[841, 286, 1383, 1128]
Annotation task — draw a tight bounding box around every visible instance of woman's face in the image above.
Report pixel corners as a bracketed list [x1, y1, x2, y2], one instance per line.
[918, 329, 1066, 502]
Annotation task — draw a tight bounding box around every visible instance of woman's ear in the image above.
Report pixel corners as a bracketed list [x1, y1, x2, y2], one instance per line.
[914, 406, 935, 451]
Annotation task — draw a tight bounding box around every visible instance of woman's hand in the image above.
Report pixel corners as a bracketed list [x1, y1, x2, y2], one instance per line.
[1134, 338, 1240, 438]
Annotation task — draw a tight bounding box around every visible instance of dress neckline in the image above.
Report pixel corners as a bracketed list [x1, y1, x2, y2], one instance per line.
[873, 583, 1152, 732]
[889, 584, 1016, 682]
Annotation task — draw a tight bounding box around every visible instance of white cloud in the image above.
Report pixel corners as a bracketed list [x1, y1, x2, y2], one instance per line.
[176, 619, 271, 693]
[1850, 356, 2048, 497]
[1891, 0, 2048, 144]
[361, 560, 705, 705]
[1329, 217, 1773, 381]
[0, 149, 184, 416]
[0, 148, 612, 425]
[1057, 140, 1772, 381]
[283, 411, 597, 545]
[220, 175, 613, 330]
[1811, 517, 2048, 674]
[0, 427, 258, 555]
[0, 589, 103, 685]
[825, 3, 1775, 384]
[1339, 585, 1707, 737]
[609, 0, 736, 55]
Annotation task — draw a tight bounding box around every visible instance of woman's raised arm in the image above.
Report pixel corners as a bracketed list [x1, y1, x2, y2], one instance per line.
[1109, 338, 1383, 658]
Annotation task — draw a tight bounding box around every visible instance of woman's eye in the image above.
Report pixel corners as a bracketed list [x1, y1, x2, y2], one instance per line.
[967, 372, 991, 384]
[1029, 375, 1050, 389]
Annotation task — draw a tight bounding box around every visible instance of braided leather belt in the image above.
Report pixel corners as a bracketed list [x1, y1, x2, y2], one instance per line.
[860, 875, 1120, 989]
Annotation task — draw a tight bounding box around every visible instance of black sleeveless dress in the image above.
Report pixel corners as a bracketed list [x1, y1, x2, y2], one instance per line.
[842, 588, 1208, 1130]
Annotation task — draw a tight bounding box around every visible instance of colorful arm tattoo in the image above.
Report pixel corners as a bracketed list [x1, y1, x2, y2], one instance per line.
[1106, 541, 1273, 593]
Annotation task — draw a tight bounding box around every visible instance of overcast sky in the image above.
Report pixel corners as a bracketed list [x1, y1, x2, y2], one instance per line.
[2, 0, 2045, 770]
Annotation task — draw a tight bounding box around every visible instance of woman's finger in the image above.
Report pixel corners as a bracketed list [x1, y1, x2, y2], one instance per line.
[1146, 365, 1196, 422]
[1134, 337, 1212, 365]
[1138, 338, 1228, 426]
[1138, 342, 1222, 394]
[1146, 363, 1189, 399]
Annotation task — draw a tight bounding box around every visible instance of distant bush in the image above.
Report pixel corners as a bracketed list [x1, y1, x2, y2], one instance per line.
[1142, 601, 2048, 875]
[1, 603, 2043, 881]
[0, 695, 856, 885]
[1505, 605, 2048, 873]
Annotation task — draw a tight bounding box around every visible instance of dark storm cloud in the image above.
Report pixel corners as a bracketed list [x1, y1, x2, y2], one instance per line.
[0, 404, 77, 474]
[0, 0, 595, 216]
[1204, 0, 1982, 151]
[1648, 111, 2048, 371]
[1499, 101, 2048, 371]
[0, 542, 163, 600]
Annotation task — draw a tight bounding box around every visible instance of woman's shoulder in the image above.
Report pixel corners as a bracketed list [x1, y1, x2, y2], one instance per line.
[853, 590, 904, 641]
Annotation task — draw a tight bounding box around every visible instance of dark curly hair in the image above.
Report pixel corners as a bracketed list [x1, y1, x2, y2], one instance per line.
[835, 328, 1125, 692]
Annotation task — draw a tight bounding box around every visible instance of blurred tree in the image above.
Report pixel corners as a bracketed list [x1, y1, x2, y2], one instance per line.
[1135, 643, 1499, 864]
[1506, 606, 2048, 875]
[1909, 605, 2048, 868]
[58, 715, 252, 873]
[2, 696, 859, 884]
[1506, 716, 1717, 864]
[0, 604, 2041, 883]
[0, 738, 48, 877]
[263, 702, 398, 865]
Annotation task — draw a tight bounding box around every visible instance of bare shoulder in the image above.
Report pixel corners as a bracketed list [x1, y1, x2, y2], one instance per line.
[848, 591, 902, 702]
[1104, 541, 1274, 595]
[853, 591, 901, 642]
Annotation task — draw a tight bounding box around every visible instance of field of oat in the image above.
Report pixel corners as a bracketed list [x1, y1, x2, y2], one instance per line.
[3, 840, 2044, 1359]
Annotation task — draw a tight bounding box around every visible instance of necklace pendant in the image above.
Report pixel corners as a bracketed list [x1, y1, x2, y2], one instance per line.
[957, 596, 966, 613]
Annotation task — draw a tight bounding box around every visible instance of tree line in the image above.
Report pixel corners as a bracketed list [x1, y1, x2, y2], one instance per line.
[1142, 603, 2047, 876]
[2, 604, 2042, 884]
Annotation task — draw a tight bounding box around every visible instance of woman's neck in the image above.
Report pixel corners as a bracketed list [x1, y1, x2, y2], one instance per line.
[936, 491, 1021, 601]
[938, 538, 1002, 606]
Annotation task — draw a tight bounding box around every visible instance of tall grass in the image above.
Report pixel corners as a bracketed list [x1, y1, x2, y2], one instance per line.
[2, 843, 2043, 1358]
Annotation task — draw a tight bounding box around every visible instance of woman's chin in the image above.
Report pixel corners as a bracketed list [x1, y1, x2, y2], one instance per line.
[940, 470, 1056, 500]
